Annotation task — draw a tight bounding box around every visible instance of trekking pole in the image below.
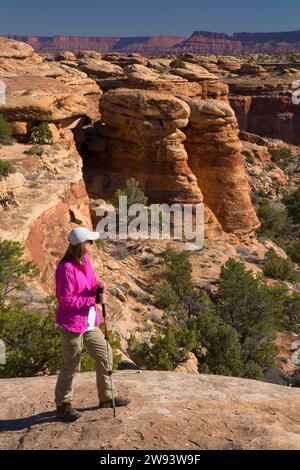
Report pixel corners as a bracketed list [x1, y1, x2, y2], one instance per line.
[96, 287, 116, 418]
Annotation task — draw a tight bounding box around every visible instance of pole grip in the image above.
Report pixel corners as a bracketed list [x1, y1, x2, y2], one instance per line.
[96, 286, 107, 306]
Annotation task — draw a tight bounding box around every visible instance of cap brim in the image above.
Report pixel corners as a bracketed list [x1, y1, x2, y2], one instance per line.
[87, 231, 100, 241]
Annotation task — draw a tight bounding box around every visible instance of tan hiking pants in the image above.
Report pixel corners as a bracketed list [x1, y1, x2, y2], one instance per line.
[55, 326, 118, 406]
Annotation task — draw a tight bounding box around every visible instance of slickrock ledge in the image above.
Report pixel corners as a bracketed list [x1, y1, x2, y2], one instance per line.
[1, 371, 300, 450]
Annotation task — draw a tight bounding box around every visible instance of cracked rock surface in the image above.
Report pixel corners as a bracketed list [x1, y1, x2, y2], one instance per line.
[1, 371, 300, 450]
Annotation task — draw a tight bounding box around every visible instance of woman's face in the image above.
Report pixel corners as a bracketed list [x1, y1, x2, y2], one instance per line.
[84, 240, 94, 257]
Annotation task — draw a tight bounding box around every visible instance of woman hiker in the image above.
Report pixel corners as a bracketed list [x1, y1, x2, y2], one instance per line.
[55, 227, 130, 422]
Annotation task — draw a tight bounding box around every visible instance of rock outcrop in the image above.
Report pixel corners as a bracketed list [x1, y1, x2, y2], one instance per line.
[88, 88, 203, 206]
[0, 38, 101, 122]
[181, 98, 259, 233]
[0, 136, 92, 294]
[0, 38, 99, 292]
[1, 371, 300, 450]
[76, 53, 258, 237]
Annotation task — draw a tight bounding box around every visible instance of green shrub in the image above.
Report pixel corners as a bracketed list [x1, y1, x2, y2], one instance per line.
[95, 238, 108, 253]
[131, 247, 289, 380]
[270, 147, 292, 162]
[26, 145, 44, 156]
[290, 368, 300, 387]
[256, 199, 290, 243]
[0, 302, 122, 378]
[110, 177, 148, 208]
[154, 280, 177, 310]
[216, 259, 282, 373]
[245, 154, 256, 165]
[169, 59, 186, 69]
[0, 114, 12, 145]
[0, 240, 40, 307]
[0, 159, 16, 181]
[142, 254, 156, 267]
[30, 123, 53, 145]
[283, 187, 300, 224]
[0, 305, 61, 377]
[270, 147, 293, 170]
[128, 290, 151, 304]
[200, 323, 244, 377]
[263, 248, 297, 282]
[277, 291, 300, 332]
[286, 240, 300, 263]
[128, 325, 197, 371]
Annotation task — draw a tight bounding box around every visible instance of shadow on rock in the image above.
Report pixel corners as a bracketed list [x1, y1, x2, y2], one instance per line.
[0, 406, 101, 432]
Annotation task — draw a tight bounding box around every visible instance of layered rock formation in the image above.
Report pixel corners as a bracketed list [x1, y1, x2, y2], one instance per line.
[6, 35, 186, 55]
[227, 76, 300, 145]
[0, 38, 101, 122]
[181, 98, 259, 233]
[83, 88, 227, 236]
[0, 134, 92, 294]
[1, 371, 300, 450]
[97, 88, 202, 205]
[84, 62, 216, 97]
[79, 58, 259, 236]
[7, 30, 300, 55]
[175, 31, 242, 55]
[176, 30, 300, 54]
[0, 38, 100, 292]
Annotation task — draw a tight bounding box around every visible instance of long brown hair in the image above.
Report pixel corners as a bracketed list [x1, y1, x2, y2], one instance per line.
[58, 242, 86, 266]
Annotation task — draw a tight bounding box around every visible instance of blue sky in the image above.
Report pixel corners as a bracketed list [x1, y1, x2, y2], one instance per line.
[1, 0, 300, 36]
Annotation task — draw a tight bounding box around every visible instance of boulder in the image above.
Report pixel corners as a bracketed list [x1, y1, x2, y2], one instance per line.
[124, 63, 160, 83]
[77, 50, 102, 60]
[56, 51, 77, 62]
[170, 62, 218, 81]
[11, 121, 28, 136]
[0, 38, 35, 59]
[79, 58, 124, 78]
[175, 352, 199, 374]
[240, 64, 268, 75]
[263, 240, 289, 260]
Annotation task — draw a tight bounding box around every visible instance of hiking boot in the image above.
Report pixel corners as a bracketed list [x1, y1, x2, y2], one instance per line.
[56, 402, 82, 422]
[99, 396, 130, 409]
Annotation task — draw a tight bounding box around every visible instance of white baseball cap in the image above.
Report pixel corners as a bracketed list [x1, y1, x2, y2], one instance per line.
[68, 227, 100, 246]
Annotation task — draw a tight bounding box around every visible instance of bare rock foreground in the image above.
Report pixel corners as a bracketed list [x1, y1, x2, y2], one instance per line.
[1, 371, 300, 450]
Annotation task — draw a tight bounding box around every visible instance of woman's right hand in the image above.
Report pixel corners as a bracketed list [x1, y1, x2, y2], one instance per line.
[97, 279, 107, 292]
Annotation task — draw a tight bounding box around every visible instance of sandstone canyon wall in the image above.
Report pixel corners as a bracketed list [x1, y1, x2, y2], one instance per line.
[79, 61, 259, 236]
[228, 79, 300, 145]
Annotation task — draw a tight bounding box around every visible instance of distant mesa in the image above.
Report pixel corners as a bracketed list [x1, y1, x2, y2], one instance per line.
[5, 30, 300, 55]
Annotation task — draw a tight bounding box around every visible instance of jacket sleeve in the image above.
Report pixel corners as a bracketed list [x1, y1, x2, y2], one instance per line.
[56, 264, 95, 310]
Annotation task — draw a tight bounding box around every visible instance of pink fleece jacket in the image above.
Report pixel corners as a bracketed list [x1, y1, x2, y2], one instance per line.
[55, 254, 101, 333]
